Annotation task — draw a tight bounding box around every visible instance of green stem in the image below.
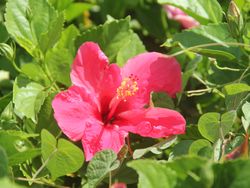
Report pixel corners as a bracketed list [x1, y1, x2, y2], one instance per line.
[192, 73, 209, 87]
[219, 123, 225, 142]
[44, 64, 61, 91]
[109, 171, 112, 188]
[169, 42, 250, 57]
[55, 131, 62, 139]
[15, 177, 69, 188]
[212, 61, 242, 72]
[32, 149, 57, 180]
[187, 88, 212, 94]
[238, 65, 250, 82]
[38, 57, 61, 92]
[10, 60, 22, 73]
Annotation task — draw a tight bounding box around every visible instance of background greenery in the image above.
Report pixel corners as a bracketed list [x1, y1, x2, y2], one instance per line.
[0, 0, 250, 187]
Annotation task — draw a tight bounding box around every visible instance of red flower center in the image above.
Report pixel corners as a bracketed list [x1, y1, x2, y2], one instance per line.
[103, 75, 139, 124]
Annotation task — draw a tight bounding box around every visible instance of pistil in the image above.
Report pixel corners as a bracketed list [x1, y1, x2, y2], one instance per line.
[106, 75, 139, 122]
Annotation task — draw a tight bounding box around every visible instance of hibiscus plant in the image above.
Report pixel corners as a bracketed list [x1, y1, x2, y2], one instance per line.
[0, 0, 250, 188]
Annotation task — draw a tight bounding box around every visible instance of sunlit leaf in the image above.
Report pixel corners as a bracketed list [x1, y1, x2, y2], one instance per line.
[198, 111, 236, 142]
[41, 129, 84, 180]
[77, 17, 146, 65]
[128, 160, 177, 188]
[5, 0, 64, 57]
[86, 150, 119, 188]
[133, 136, 177, 159]
[13, 76, 48, 123]
[0, 147, 8, 177]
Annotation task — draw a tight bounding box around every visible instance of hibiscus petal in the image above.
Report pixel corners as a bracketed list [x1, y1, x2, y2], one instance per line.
[174, 15, 200, 29]
[52, 85, 102, 141]
[164, 5, 186, 18]
[116, 53, 182, 113]
[122, 52, 182, 97]
[71, 42, 109, 89]
[81, 125, 127, 161]
[71, 42, 122, 111]
[116, 108, 186, 138]
[164, 5, 199, 29]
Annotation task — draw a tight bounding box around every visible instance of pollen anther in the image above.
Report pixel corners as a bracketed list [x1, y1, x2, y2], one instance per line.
[117, 76, 139, 100]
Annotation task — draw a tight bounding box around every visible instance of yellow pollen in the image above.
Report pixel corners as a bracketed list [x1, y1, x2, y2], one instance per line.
[117, 77, 139, 100]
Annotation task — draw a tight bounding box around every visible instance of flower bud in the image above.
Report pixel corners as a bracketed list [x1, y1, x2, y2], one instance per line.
[228, 1, 241, 20]
[227, 1, 244, 38]
[0, 43, 15, 62]
[111, 182, 127, 188]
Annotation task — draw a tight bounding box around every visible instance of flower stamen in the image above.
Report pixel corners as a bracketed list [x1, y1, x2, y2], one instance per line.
[116, 75, 139, 101]
[107, 75, 139, 122]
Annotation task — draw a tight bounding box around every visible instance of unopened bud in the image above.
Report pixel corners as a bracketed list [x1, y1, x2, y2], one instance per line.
[228, 1, 241, 21]
[0, 43, 15, 62]
[227, 1, 244, 38]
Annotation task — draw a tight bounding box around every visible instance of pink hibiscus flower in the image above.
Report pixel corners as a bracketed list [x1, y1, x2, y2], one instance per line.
[52, 42, 186, 161]
[111, 182, 127, 188]
[164, 5, 199, 29]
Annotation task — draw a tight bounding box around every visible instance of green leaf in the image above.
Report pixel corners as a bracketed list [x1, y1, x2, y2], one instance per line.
[0, 130, 38, 166]
[0, 93, 12, 114]
[171, 140, 194, 158]
[0, 101, 18, 130]
[188, 139, 212, 157]
[224, 83, 250, 110]
[169, 23, 242, 60]
[45, 48, 72, 86]
[0, 178, 25, 188]
[224, 83, 250, 95]
[97, 0, 128, 20]
[65, 3, 93, 22]
[135, 2, 168, 40]
[242, 102, 250, 122]
[86, 150, 119, 188]
[213, 159, 250, 188]
[242, 102, 250, 132]
[167, 156, 207, 180]
[36, 94, 60, 136]
[0, 23, 8, 43]
[116, 33, 146, 66]
[128, 160, 177, 188]
[5, 0, 64, 57]
[30, 0, 64, 54]
[77, 17, 146, 65]
[133, 136, 177, 159]
[5, 0, 32, 51]
[48, 0, 73, 11]
[8, 148, 40, 166]
[1, 102, 14, 121]
[152, 92, 175, 109]
[234, 0, 247, 9]
[179, 125, 203, 140]
[41, 129, 84, 180]
[168, 156, 214, 188]
[158, 0, 223, 24]
[112, 161, 138, 185]
[44, 25, 79, 86]
[55, 25, 79, 55]
[181, 55, 201, 91]
[21, 63, 50, 86]
[0, 147, 8, 177]
[198, 111, 236, 142]
[13, 76, 48, 123]
[213, 138, 223, 161]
